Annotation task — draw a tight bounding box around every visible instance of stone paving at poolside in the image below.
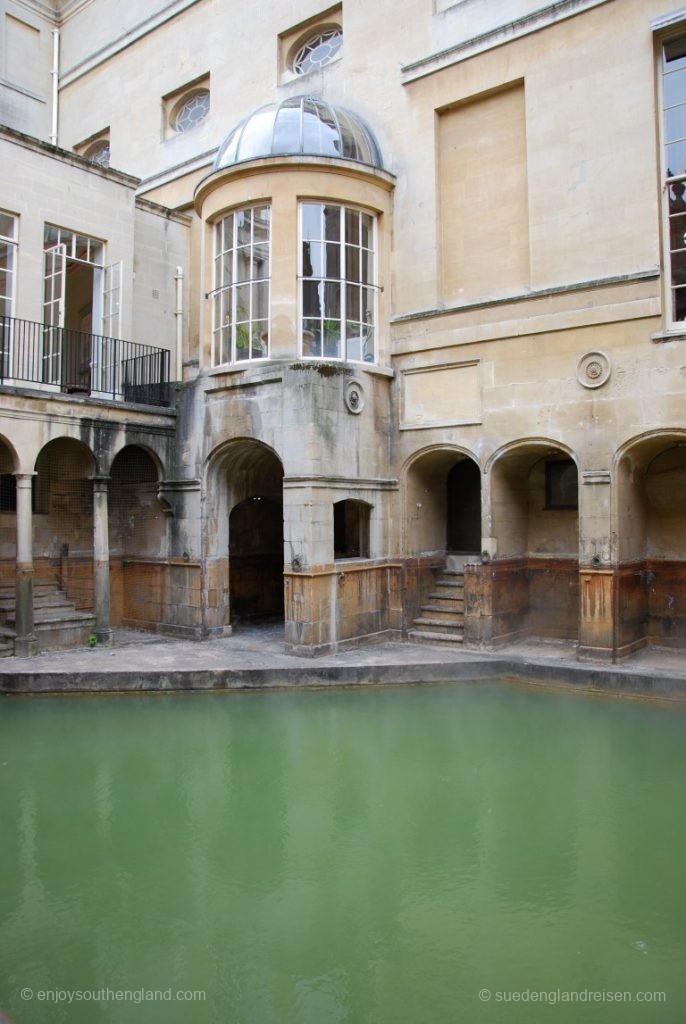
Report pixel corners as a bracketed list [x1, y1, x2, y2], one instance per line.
[1, 624, 686, 701]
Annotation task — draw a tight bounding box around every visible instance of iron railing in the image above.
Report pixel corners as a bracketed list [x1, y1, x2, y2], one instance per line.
[0, 315, 173, 407]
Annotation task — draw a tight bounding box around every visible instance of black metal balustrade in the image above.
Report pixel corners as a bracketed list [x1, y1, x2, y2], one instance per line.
[0, 315, 173, 408]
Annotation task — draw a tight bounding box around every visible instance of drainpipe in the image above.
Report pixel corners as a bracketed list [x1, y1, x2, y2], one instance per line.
[50, 29, 60, 146]
[174, 266, 184, 382]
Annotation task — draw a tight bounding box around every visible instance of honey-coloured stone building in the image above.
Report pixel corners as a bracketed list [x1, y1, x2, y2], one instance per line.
[0, 0, 685, 660]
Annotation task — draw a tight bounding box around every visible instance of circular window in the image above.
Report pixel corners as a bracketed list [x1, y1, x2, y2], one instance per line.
[85, 141, 110, 167]
[172, 90, 210, 133]
[293, 28, 342, 75]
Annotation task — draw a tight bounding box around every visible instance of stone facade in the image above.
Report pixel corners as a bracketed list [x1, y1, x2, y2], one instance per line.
[0, 0, 685, 659]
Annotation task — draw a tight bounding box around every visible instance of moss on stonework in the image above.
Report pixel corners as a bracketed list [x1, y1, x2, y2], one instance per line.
[288, 362, 350, 378]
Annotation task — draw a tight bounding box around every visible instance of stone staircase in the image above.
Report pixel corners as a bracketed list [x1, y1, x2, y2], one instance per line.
[0, 571, 96, 652]
[407, 556, 470, 646]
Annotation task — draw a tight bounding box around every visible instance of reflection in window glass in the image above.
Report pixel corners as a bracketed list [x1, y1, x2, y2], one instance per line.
[173, 90, 210, 133]
[0, 211, 17, 318]
[664, 36, 686, 322]
[300, 203, 376, 362]
[212, 206, 270, 365]
[85, 141, 110, 167]
[293, 28, 342, 76]
[545, 460, 578, 510]
[43, 226, 103, 266]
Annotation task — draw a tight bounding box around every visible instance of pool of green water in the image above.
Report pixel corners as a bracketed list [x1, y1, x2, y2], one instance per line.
[0, 681, 684, 1024]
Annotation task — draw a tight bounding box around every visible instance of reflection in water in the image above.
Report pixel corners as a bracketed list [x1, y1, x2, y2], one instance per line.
[0, 684, 684, 1023]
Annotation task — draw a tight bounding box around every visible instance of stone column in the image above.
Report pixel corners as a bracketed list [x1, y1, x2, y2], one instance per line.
[14, 473, 37, 657]
[92, 476, 113, 646]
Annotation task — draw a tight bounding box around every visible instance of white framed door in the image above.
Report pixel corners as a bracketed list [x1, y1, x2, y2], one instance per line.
[42, 244, 66, 385]
[93, 261, 121, 395]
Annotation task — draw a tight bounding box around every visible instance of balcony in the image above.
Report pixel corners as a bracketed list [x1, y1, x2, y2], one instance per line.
[0, 315, 174, 408]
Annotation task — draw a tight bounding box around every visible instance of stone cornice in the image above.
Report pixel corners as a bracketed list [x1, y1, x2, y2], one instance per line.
[402, 0, 615, 84]
[0, 124, 140, 188]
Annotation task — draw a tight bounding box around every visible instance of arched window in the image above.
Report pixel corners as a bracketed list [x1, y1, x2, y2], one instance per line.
[334, 499, 370, 559]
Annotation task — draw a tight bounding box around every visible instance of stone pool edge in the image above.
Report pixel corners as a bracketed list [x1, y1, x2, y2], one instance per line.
[1, 655, 686, 701]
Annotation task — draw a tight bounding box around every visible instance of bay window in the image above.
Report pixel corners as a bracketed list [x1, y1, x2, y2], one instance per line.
[300, 202, 376, 361]
[212, 205, 270, 365]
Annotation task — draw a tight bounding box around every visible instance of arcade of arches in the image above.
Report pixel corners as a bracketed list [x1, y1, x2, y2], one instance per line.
[0, 428, 684, 661]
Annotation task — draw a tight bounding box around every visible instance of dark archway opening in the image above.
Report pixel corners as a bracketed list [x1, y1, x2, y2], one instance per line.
[447, 458, 481, 552]
[229, 494, 284, 622]
[334, 499, 371, 559]
[109, 445, 165, 630]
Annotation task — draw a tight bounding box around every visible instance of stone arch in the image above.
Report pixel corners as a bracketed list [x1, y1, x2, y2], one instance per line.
[32, 437, 97, 612]
[484, 436, 577, 475]
[401, 443, 482, 558]
[486, 437, 580, 643]
[205, 437, 285, 630]
[614, 430, 686, 653]
[105, 439, 165, 480]
[108, 445, 169, 630]
[0, 436, 19, 598]
[0, 434, 19, 474]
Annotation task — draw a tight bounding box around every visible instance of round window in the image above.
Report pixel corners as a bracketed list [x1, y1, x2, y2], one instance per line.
[85, 141, 110, 167]
[293, 28, 342, 75]
[173, 90, 210, 133]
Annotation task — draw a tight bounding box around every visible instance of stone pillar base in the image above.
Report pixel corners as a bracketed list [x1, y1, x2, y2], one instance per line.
[14, 634, 38, 658]
[95, 628, 114, 647]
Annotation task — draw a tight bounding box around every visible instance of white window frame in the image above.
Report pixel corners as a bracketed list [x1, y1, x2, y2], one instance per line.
[43, 225, 122, 342]
[659, 32, 686, 330]
[0, 210, 18, 319]
[211, 205, 271, 367]
[298, 201, 378, 364]
[0, 211, 18, 382]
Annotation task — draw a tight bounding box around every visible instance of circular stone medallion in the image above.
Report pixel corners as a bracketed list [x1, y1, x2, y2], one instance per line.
[576, 350, 611, 389]
[344, 379, 365, 414]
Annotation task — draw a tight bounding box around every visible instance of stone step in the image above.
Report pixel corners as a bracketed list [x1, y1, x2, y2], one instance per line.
[412, 616, 464, 633]
[433, 578, 464, 590]
[0, 639, 14, 658]
[34, 613, 96, 652]
[408, 629, 464, 645]
[0, 582, 61, 597]
[5, 606, 85, 627]
[0, 592, 74, 612]
[420, 604, 465, 623]
[441, 569, 465, 578]
[427, 593, 465, 606]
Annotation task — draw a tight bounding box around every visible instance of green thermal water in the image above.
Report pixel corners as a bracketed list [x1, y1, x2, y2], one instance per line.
[0, 682, 685, 1024]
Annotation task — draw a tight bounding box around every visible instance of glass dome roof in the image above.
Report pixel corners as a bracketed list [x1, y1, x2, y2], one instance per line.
[213, 96, 384, 171]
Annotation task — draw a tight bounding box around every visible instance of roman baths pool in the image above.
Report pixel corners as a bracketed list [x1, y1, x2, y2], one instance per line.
[0, 682, 684, 1024]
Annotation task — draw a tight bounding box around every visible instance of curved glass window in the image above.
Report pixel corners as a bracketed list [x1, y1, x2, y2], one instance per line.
[293, 28, 342, 75]
[212, 206, 270, 365]
[173, 90, 210, 133]
[84, 141, 110, 167]
[213, 96, 384, 171]
[300, 202, 375, 362]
